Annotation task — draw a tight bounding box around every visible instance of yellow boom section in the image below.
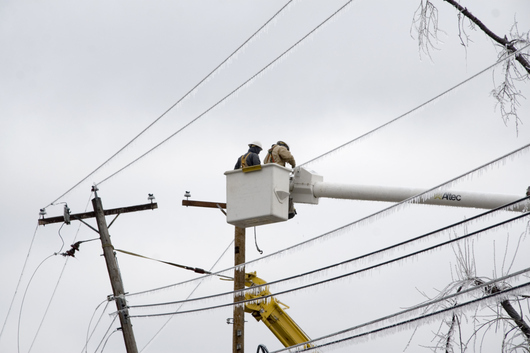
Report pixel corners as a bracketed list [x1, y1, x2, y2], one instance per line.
[244, 272, 312, 349]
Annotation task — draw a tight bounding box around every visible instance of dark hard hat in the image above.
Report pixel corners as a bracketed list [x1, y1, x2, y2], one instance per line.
[277, 141, 289, 150]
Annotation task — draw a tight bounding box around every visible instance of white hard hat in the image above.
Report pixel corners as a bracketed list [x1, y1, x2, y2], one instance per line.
[249, 141, 263, 149]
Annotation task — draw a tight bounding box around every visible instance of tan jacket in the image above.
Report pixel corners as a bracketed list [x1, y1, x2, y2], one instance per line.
[264, 144, 296, 168]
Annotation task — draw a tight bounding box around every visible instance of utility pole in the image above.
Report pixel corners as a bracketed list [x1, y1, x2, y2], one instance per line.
[38, 189, 158, 353]
[233, 226, 245, 353]
[182, 198, 246, 353]
[92, 194, 138, 353]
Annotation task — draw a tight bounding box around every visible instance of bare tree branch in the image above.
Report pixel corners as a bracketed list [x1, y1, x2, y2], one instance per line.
[442, 0, 530, 74]
[412, 0, 529, 131]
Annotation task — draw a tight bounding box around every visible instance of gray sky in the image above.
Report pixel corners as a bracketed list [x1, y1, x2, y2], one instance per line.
[1, 1, 529, 352]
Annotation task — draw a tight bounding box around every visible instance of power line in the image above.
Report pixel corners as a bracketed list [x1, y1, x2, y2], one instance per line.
[92, 315, 118, 353]
[95, 0, 356, 186]
[42, 0, 295, 209]
[138, 239, 234, 353]
[26, 256, 70, 353]
[17, 253, 55, 353]
[81, 299, 110, 353]
[98, 42, 530, 201]
[43, 4, 528, 202]
[271, 280, 530, 353]
[300, 42, 530, 167]
[0, 225, 39, 344]
[126, 197, 529, 307]
[125, 143, 530, 298]
[127, 212, 529, 315]
[128, 259, 530, 319]
[24, 192, 94, 353]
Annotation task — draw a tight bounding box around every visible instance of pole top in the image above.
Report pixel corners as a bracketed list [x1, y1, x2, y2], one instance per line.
[92, 184, 99, 197]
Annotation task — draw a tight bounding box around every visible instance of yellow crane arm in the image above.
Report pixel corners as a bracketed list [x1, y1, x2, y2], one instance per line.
[244, 272, 312, 349]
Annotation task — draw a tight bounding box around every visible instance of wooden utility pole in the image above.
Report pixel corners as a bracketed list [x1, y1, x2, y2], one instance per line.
[182, 199, 246, 353]
[233, 226, 245, 353]
[38, 191, 158, 353]
[92, 195, 138, 353]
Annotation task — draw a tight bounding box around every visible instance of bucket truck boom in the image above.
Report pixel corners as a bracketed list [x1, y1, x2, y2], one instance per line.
[244, 272, 313, 350]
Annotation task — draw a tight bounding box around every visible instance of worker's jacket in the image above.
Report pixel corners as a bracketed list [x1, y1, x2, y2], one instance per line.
[264, 144, 296, 168]
[234, 146, 261, 169]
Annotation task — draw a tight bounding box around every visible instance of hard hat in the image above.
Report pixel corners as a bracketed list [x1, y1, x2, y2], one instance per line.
[249, 141, 263, 149]
[277, 141, 289, 150]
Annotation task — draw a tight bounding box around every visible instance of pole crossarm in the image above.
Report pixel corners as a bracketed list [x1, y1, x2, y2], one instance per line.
[38, 202, 158, 225]
[182, 200, 226, 209]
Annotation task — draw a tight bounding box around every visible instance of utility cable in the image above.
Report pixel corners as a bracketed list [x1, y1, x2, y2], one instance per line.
[114, 248, 233, 279]
[25, 191, 94, 353]
[95, 0, 355, 185]
[80, 299, 110, 353]
[0, 224, 39, 344]
[26, 256, 70, 353]
[137, 239, 234, 353]
[17, 253, 55, 353]
[92, 315, 118, 353]
[42, 0, 294, 209]
[125, 143, 530, 298]
[271, 280, 530, 353]
[300, 42, 530, 167]
[130, 197, 529, 308]
[100, 328, 119, 353]
[127, 211, 529, 314]
[56, 222, 65, 254]
[129, 256, 530, 318]
[254, 227, 263, 255]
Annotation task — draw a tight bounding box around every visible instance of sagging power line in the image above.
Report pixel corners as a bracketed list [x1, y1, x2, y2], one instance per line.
[126, 210, 529, 314]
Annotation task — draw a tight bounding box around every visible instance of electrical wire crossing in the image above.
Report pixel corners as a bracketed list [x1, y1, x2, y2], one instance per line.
[114, 249, 233, 279]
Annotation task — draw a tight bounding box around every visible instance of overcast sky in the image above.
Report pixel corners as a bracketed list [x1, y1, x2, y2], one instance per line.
[1, 1, 530, 352]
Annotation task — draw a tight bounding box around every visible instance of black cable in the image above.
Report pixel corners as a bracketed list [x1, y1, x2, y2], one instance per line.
[254, 227, 263, 255]
[137, 239, 234, 353]
[257, 344, 270, 353]
[271, 281, 530, 353]
[128, 211, 529, 312]
[96, 0, 356, 185]
[43, 0, 294, 208]
[126, 195, 530, 300]
[300, 42, 530, 167]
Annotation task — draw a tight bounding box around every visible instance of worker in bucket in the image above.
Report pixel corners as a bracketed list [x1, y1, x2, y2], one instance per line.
[263, 141, 296, 168]
[264, 141, 297, 218]
[234, 141, 263, 169]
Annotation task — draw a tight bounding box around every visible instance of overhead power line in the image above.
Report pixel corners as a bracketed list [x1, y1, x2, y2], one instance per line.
[42, 0, 295, 208]
[125, 143, 530, 298]
[0, 225, 39, 344]
[271, 280, 530, 353]
[126, 210, 529, 313]
[114, 248, 233, 279]
[96, 39, 530, 187]
[137, 239, 234, 353]
[127, 263, 530, 319]
[126, 197, 528, 307]
[95, 0, 355, 186]
[300, 42, 530, 167]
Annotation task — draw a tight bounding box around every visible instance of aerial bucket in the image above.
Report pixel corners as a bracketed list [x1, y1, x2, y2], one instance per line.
[224, 163, 291, 228]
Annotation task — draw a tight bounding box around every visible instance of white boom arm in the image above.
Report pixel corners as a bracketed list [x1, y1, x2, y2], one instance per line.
[291, 167, 528, 212]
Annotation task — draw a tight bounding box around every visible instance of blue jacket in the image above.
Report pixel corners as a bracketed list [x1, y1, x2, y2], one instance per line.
[234, 146, 261, 169]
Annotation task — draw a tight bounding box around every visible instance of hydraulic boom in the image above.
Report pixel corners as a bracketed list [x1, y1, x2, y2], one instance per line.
[244, 272, 312, 349]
